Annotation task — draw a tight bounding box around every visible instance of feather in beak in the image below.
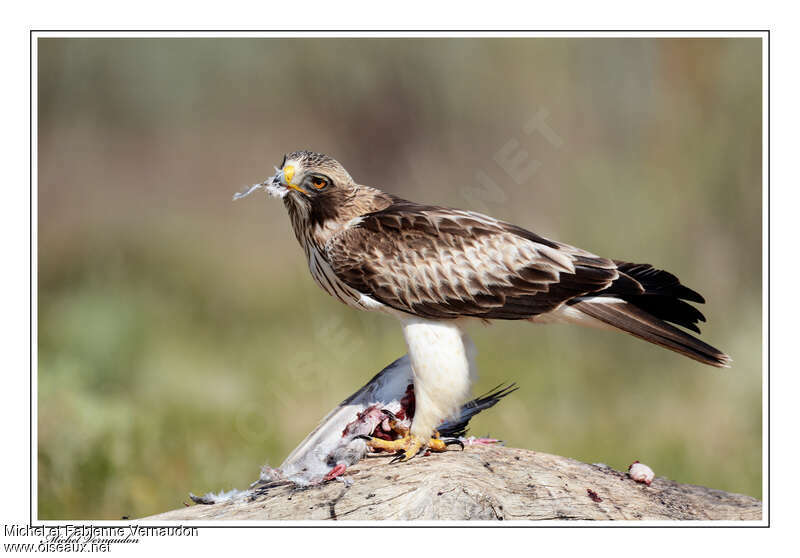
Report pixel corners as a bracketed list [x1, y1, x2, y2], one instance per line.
[233, 167, 287, 200]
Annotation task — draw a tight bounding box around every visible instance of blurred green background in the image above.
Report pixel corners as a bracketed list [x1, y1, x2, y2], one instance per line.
[37, 37, 762, 519]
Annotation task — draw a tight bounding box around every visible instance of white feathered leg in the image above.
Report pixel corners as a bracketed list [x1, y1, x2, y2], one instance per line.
[402, 318, 472, 444]
[462, 331, 479, 383]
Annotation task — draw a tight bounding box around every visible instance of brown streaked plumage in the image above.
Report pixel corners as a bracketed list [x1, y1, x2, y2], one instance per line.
[240, 149, 730, 460]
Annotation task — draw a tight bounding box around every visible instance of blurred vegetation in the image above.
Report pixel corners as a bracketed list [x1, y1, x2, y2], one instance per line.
[37, 38, 762, 519]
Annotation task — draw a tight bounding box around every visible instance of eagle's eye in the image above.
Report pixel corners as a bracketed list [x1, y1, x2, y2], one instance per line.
[310, 176, 328, 189]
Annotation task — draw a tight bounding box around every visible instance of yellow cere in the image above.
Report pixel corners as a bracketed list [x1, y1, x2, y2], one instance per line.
[282, 164, 307, 194]
[283, 165, 295, 185]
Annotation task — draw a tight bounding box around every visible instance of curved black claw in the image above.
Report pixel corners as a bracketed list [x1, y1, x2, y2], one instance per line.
[389, 451, 408, 464]
[352, 434, 372, 442]
[443, 438, 465, 450]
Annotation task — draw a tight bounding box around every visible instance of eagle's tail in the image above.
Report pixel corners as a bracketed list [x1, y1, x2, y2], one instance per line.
[569, 262, 731, 368]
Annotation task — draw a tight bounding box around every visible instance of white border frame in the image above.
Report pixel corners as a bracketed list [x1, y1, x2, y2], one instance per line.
[28, 29, 769, 529]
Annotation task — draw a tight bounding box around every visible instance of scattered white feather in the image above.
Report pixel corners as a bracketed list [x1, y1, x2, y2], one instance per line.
[628, 461, 655, 486]
[257, 466, 284, 484]
[232, 182, 265, 200]
[265, 183, 289, 199]
[233, 169, 286, 201]
[190, 488, 252, 504]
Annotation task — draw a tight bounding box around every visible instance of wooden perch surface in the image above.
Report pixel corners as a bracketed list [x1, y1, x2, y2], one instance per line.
[146, 445, 761, 521]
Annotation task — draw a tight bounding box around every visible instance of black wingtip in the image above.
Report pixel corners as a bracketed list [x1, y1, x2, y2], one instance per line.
[599, 262, 711, 333]
[438, 382, 519, 438]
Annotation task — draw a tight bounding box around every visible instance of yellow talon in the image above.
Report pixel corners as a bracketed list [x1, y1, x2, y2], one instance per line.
[427, 438, 450, 452]
[364, 432, 464, 462]
[366, 435, 424, 457]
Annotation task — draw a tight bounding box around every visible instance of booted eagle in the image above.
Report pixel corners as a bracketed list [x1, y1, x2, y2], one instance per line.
[235, 150, 730, 461]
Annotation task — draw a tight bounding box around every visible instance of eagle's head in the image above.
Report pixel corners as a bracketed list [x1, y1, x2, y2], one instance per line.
[253, 151, 388, 232]
[236, 150, 392, 244]
[266, 150, 356, 201]
[266, 150, 368, 228]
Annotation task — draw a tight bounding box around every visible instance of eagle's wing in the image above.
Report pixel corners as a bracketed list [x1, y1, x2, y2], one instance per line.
[325, 199, 621, 320]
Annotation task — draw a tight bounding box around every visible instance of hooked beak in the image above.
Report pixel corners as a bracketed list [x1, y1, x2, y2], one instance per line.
[277, 164, 309, 195]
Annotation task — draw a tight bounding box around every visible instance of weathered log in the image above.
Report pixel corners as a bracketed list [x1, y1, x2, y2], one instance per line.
[145, 445, 761, 521]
